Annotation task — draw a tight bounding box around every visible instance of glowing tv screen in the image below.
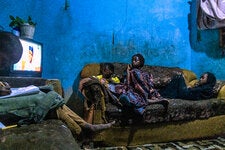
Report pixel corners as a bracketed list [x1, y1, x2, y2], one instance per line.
[10, 38, 42, 77]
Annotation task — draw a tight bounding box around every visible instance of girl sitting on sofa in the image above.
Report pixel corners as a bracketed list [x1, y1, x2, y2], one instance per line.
[118, 53, 169, 115]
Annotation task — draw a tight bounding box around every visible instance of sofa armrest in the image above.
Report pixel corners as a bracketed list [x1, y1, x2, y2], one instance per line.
[0, 76, 63, 97]
[45, 79, 63, 96]
[217, 85, 225, 99]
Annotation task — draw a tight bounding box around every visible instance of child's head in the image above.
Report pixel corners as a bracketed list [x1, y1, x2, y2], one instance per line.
[0, 31, 22, 68]
[199, 72, 216, 86]
[100, 63, 114, 79]
[131, 53, 145, 68]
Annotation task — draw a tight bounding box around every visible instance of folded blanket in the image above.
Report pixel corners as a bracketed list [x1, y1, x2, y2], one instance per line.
[0, 85, 65, 125]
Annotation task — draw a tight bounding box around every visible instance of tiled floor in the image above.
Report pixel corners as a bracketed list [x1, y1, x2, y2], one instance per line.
[84, 136, 225, 150]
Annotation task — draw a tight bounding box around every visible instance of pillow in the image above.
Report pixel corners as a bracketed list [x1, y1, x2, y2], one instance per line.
[182, 69, 197, 85]
[187, 79, 198, 87]
[217, 85, 225, 100]
[80, 64, 100, 78]
[215, 81, 225, 99]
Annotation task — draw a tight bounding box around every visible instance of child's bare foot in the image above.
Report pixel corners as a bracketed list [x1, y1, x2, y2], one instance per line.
[84, 121, 116, 132]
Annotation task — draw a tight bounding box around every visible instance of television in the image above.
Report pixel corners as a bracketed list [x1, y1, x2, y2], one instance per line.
[10, 38, 43, 77]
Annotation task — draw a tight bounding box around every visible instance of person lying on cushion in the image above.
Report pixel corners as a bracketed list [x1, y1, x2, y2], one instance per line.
[159, 72, 216, 100]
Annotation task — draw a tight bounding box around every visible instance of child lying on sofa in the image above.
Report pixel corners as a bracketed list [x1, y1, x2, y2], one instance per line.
[159, 72, 216, 100]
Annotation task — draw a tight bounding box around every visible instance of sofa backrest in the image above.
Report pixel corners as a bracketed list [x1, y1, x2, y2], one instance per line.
[80, 63, 225, 99]
[80, 63, 225, 100]
[80, 63, 194, 88]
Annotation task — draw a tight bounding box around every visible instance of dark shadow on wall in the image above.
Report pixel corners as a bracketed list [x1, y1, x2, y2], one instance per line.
[188, 0, 224, 58]
[66, 72, 84, 117]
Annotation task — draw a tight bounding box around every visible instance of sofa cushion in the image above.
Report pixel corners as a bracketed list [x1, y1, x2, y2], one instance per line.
[217, 85, 225, 100]
[80, 63, 100, 78]
[105, 98, 225, 125]
[187, 79, 198, 87]
[182, 69, 197, 86]
[143, 98, 225, 123]
[214, 81, 225, 98]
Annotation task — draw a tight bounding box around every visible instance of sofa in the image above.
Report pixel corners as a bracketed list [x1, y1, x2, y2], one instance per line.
[0, 76, 80, 150]
[77, 62, 225, 147]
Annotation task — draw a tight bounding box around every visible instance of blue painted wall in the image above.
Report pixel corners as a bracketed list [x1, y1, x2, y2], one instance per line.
[0, 0, 224, 99]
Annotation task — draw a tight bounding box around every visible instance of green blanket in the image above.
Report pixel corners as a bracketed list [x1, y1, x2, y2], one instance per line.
[0, 86, 64, 125]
